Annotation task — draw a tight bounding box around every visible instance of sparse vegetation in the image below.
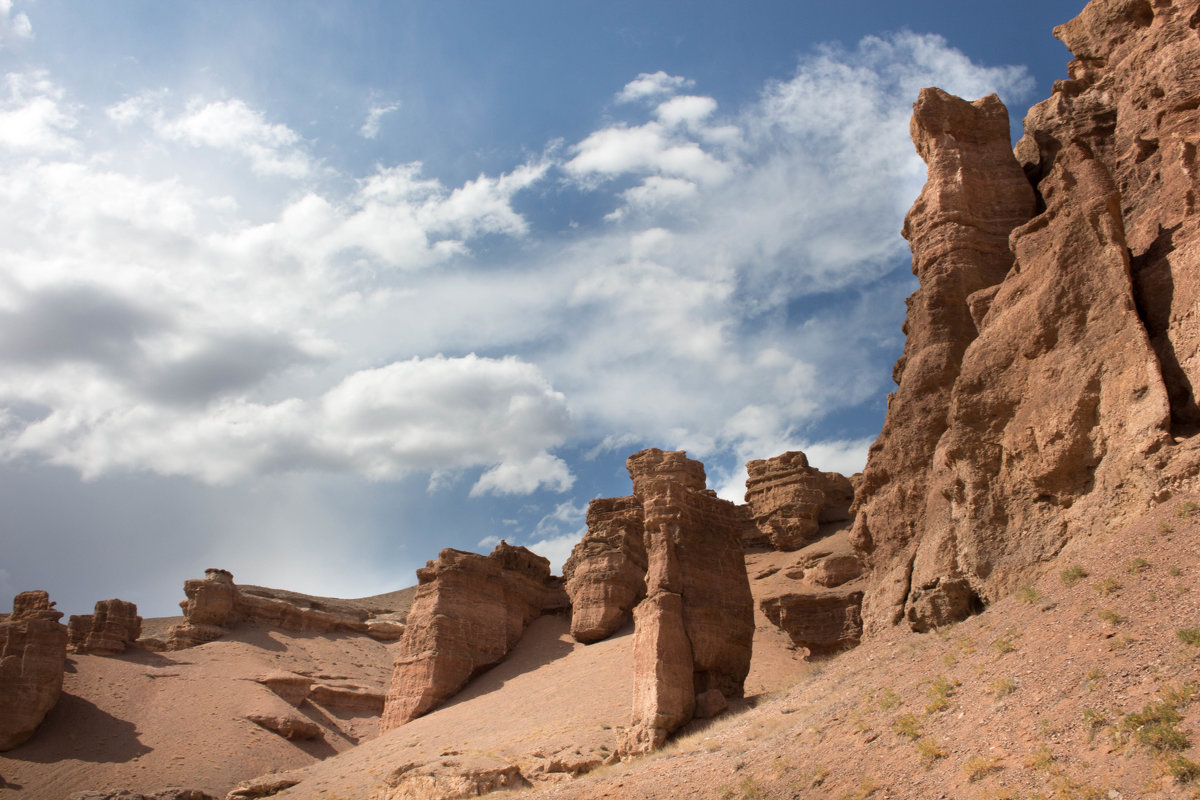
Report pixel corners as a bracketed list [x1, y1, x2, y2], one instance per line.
[1170, 565, 1182, 576]
[1082, 707, 1107, 742]
[1094, 577, 1121, 597]
[926, 675, 956, 713]
[1016, 585, 1040, 604]
[1097, 608, 1122, 626]
[1160, 520, 1175, 534]
[892, 713, 922, 740]
[1024, 745, 1055, 773]
[963, 755, 1003, 781]
[876, 688, 901, 711]
[739, 775, 763, 798]
[992, 636, 1016, 656]
[1179, 500, 1199, 519]
[1178, 627, 1200, 646]
[1125, 557, 1150, 574]
[988, 678, 1016, 698]
[1060, 565, 1088, 586]
[915, 736, 946, 766]
[837, 777, 877, 800]
[1168, 755, 1200, 783]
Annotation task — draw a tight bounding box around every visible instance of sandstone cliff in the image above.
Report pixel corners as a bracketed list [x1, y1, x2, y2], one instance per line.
[0, 591, 68, 750]
[852, 0, 1200, 633]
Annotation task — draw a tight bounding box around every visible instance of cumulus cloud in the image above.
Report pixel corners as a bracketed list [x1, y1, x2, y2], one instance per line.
[617, 71, 693, 103]
[154, 98, 314, 178]
[0, 72, 76, 152]
[360, 102, 399, 139]
[0, 0, 31, 41]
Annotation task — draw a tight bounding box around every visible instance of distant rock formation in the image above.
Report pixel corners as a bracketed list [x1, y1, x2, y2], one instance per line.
[163, 569, 403, 650]
[380, 542, 567, 730]
[562, 496, 647, 643]
[0, 591, 68, 751]
[68, 790, 217, 800]
[68, 599, 142, 655]
[853, 0, 1200, 634]
[620, 449, 754, 753]
[744, 451, 855, 550]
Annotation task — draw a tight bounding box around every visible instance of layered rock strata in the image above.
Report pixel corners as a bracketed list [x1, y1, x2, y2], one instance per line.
[0, 591, 69, 750]
[163, 569, 399, 649]
[561, 496, 647, 643]
[744, 451, 855, 550]
[621, 449, 755, 753]
[380, 542, 567, 730]
[68, 599, 142, 655]
[854, 0, 1199, 633]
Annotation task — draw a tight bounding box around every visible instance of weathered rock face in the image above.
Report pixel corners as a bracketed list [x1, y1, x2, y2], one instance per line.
[381, 542, 567, 731]
[851, 88, 1039, 632]
[0, 591, 69, 751]
[854, 0, 1200, 633]
[744, 451, 855, 550]
[68, 599, 142, 655]
[561, 496, 647, 643]
[621, 449, 754, 753]
[163, 569, 396, 650]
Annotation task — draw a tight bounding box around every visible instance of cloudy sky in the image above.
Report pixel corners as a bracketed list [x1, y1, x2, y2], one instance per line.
[0, 0, 1083, 617]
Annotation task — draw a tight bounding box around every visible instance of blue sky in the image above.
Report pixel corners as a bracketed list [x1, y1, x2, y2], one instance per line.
[0, 0, 1083, 617]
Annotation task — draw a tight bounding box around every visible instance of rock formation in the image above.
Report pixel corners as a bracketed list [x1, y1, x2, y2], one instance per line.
[0, 591, 69, 750]
[561, 495, 647, 643]
[744, 451, 855, 550]
[621, 449, 755, 753]
[380, 542, 567, 730]
[852, 0, 1200, 634]
[68, 599, 142, 655]
[163, 569, 401, 649]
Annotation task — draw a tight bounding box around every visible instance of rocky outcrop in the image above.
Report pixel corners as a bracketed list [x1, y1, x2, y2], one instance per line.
[380, 542, 567, 730]
[621, 449, 755, 753]
[752, 530, 866, 656]
[380, 759, 531, 800]
[0, 591, 69, 751]
[744, 451, 855, 550]
[68, 599, 142, 655]
[854, 0, 1200, 634]
[561, 496, 647, 643]
[164, 569, 402, 649]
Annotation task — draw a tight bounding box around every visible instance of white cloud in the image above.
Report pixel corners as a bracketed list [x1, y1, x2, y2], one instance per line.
[617, 71, 693, 103]
[360, 102, 399, 139]
[656, 95, 717, 128]
[155, 98, 313, 178]
[0, 0, 31, 41]
[0, 72, 76, 152]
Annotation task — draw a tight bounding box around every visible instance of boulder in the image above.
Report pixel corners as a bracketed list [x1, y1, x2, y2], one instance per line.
[68, 599, 142, 655]
[380, 542, 567, 730]
[255, 672, 314, 707]
[561, 495, 647, 643]
[0, 591, 69, 750]
[245, 711, 322, 740]
[621, 449, 754, 753]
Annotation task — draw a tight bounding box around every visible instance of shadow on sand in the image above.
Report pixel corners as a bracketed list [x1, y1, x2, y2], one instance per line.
[6, 692, 151, 765]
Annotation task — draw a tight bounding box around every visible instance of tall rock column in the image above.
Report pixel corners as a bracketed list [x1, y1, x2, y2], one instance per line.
[0, 591, 69, 750]
[850, 89, 1037, 632]
[562, 496, 646, 643]
[622, 449, 754, 753]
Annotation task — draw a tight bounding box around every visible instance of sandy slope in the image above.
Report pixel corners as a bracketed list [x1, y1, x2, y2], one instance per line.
[0, 624, 397, 798]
